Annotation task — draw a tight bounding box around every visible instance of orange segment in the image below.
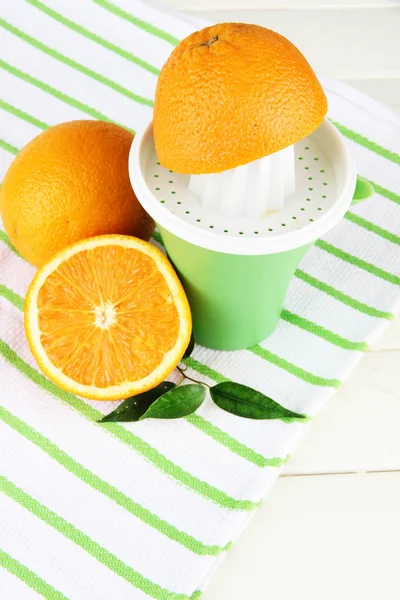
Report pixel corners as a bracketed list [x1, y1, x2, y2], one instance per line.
[24, 235, 192, 400]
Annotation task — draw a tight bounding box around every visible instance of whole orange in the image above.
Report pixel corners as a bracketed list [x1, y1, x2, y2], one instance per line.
[154, 23, 328, 174]
[0, 120, 154, 267]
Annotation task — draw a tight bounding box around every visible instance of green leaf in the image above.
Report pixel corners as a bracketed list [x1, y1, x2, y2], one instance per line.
[140, 384, 206, 420]
[183, 332, 195, 359]
[210, 382, 307, 421]
[99, 382, 176, 422]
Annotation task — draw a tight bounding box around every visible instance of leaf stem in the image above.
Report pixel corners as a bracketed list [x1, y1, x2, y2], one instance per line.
[176, 372, 186, 386]
[177, 365, 210, 389]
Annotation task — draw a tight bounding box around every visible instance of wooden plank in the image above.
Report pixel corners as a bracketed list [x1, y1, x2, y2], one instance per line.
[182, 8, 400, 79]
[284, 316, 400, 474]
[285, 352, 400, 473]
[204, 472, 400, 600]
[369, 312, 400, 351]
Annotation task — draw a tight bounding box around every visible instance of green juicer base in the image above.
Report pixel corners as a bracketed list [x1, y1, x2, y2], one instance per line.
[159, 225, 311, 351]
[158, 176, 374, 351]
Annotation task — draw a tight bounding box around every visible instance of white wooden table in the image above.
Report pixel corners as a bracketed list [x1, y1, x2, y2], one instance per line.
[158, 1, 400, 597]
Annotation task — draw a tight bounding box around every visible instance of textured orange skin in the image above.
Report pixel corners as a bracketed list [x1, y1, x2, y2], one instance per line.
[0, 120, 155, 267]
[154, 23, 328, 174]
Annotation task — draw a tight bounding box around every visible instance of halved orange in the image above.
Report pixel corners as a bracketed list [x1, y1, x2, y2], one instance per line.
[24, 235, 191, 400]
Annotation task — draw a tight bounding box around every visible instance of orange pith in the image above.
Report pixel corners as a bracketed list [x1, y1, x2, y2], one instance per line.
[24, 235, 191, 400]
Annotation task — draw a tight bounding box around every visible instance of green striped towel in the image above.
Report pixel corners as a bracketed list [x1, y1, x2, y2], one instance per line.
[0, 1, 399, 598]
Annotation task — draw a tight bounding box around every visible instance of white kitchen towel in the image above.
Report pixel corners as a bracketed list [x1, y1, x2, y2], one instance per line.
[0, 1, 399, 599]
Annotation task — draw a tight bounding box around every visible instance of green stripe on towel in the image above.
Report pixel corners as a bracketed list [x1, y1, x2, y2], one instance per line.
[0, 231, 23, 258]
[0, 336, 257, 512]
[345, 212, 400, 245]
[0, 549, 68, 600]
[331, 120, 400, 166]
[0, 280, 291, 479]
[0, 19, 154, 108]
[0, 405, 227, 556]
[316, 240, 400, 285]
[369, 181, 400, 206]
[249, 345, 342, 388]
[0, 59, 133, 132]
[0, 98, 48, 130]
[0, 285, 24, 311]
[281, 309, 368, 351]
[0, 477, 190, 600]
[25, 0, 160, 75]
[186, 414, 289, 468]
[92, 0, 180, 46]
[295, 269, 394, 321]
[0, 138, 19, 155]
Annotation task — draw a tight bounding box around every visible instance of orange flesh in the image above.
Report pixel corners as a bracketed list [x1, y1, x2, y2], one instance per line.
[37, 245, 180, 388]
